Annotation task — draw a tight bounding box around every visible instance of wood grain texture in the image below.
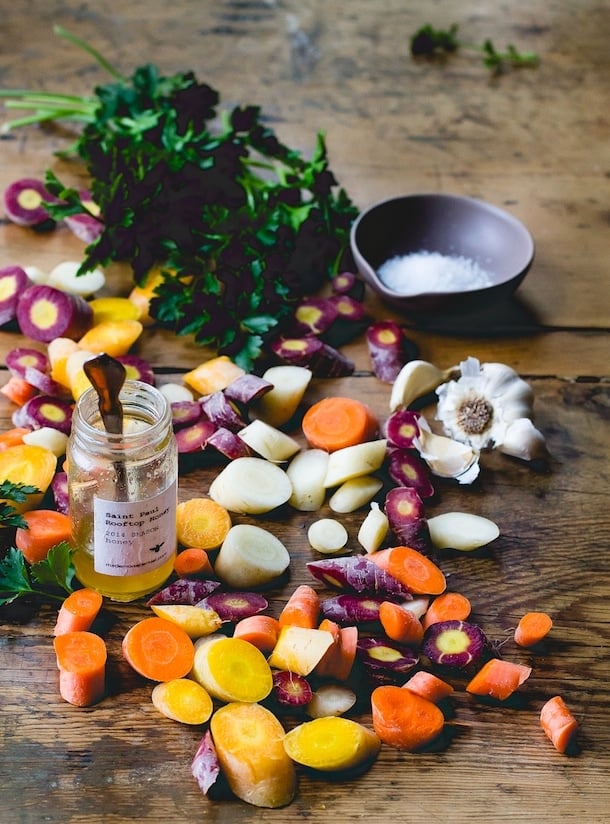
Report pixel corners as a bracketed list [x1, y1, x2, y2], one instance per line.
[0, 1, 609, 822]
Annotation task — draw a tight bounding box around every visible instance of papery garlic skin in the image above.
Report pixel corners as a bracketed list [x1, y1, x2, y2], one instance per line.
[414, 427, 480, 485]
[435, 357, 536, 451]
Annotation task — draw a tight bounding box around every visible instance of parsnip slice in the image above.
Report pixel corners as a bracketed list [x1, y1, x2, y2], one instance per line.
[287, 448, 329, 511]
[214, 524, 290, 588]
[323, 439, 387, 488]
[307, 518, 348, 554]
[238, 419, 300, 463]
[254, 365, 312, 426]
[328, 475, 383, 514]
[357, 502, 390, 553]
[427, 511, 500, 551]
[208, 457, 292, 514]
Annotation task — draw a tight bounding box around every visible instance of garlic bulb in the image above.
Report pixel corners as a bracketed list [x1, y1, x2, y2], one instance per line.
[435, 357, 541, 454]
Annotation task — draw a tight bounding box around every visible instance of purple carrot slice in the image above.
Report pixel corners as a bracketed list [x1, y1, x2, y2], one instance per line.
[223, 373, 273, 405]
[422, 619, 489, 668]
[200, 391, 248, 432]
[270, 335, 324, 367]
[357, 636, 419, 683]
[171, 400, 204, 430]
[328, 294, 367, 322]
[16, 284, 93, 342]
[307, 555, 412, 598]
[3, 178, 55, 227]
[174, 419, 218, 454]
[331, 271, 366, 300]
[191, 731, 222, 797]
[117, 355, 155, 385]
[51, 471, 70, 515]
[13, 394, 73, 434]
[366, 320, 418, 383]
[198, 591, 268, 622]
[272, 670, 313, 708]
[64, 213, 104, 243]
[388, 449, 435, 500]
[5, 347, 49, 379]
[385, 409, 421, 449]
[205, 427, 255, 460]
[320, 593, 397, 624]
[0, 266, 33, 326]
[292, 297, 339, 336]
[147, 577, 221, 606]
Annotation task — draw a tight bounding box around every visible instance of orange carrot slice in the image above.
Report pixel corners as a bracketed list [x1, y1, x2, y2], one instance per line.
[540, 695, 579, 754]
[0, 375, 37, 406]
[173, 547, 215, 579]
[278, 584, 321, 629]
[53, 630, 107, 707]
[53, 588, 103, 636]
[232, 615, 281, 654]
[422, 591, 472, 630]
[466, 658, 532, 701]
[368, 545, 446, 595]
[379, 600, 424, 645]
[514, 611, 553, 648]
[15, 509, 73, 565]
[122, 616, 195, 682]
[371, 684, 445, 751]
[176, 497, 232, 551]
[301, 396, 379, 452]
[402, 671, 454, 704]
[0, 427, 31, 451]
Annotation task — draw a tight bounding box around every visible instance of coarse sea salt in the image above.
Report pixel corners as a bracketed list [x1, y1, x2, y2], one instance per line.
[377, 251, 494, 295]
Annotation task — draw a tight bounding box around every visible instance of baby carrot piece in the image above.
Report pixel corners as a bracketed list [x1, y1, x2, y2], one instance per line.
[466, 658, 532, 701]
[122, 616, 195, 682]
[371, 684, 445, 751]
[0, 427, 30, 450]
[176, 497, 232, 551]
[540, 695, 579, 754]
[379, 600, 424, 646]
[15, 509, 73, 565]
[402, 671, 454, 704]
[278, 584, 321, 629]
[422, 592, 472, 631]
[53, 588, 103, 636]
[173, 547, 215, 579]
[233, 615, 281, 654]
[514, 611, 553, 648]
[301, 396, 379, 452]
[53, 630, 107, 707]
[0, 376, 37, 406]
[368, 545, 446, 595]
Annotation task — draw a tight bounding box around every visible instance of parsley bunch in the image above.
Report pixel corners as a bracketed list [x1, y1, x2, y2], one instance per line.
[2, 27, 357, 369]
[0, 544, 76, 606]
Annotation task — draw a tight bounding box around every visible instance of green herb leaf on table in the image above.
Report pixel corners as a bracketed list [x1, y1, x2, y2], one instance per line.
[0, 481, 40, 530]
[0, 543, 76, 606]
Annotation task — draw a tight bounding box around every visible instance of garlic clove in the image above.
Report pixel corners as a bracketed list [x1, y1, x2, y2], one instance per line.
[389, 360, 458, 412]
[496, 417, 548, 462]
[415, 428, 480, 485]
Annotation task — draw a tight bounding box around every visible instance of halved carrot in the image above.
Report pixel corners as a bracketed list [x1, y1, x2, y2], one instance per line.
[53, 630, 107, 706]
[301, 396, 379, 452]
[0, 375, 37, 406]
[53, 588, 103, 636]
[278, 584, 321, 629]
[465, 658, 532, 701]
[176, 497, 232, 551]
[15, 509, 73, 565]
[422, 592, 472, 631]
[173, 547, 215, 579]
[368, 545, 446, 595]
[314, 620, 358, 681]
[0, 427, 31, 451]
[402, 671, 454, 704]
[379, 600, 424, 646]
[370, 684, 445, 751]
[232, 615, 281, 654]
[514, 611, 553, 648]
[540, 695, 579, 754]
[122, 616, 195, 682]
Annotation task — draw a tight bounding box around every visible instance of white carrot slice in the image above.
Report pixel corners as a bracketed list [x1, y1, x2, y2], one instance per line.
[328, 475, 383, 514]
[237, 419, 300, 463]
[254, 365, 313, 426]
[427, 512, 500, 551]
[286, 449, 329, 511]
[306, 684, 357, 719]
[307, 518, 348, 554]
[208, 457, 292, 514]
[47, 261, 106, 296]
[357, 501, 390, 553]
[214, 524, 290, 588]
[323, 439, 387, 488]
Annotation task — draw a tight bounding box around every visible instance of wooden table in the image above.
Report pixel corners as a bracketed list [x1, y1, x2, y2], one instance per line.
[1, 2, 608, 822]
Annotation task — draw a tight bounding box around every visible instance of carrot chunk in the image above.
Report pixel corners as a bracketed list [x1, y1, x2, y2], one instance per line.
[422, 592, 472, 630]
[371, 684, 445, 751]
[53, 588, 103, 636]
[466, 658, 532, 701]
[278, 584, 321, 629]
[53, 630, 107, 707]
[15, 509, 73, 565]
[233, 615, 281, 654]
[301, 396, 379, 452]
[402, 671, 454, 704]
[122, 616, 195, 682]
[540, 695, 579, 754]
[379, 600, 424, 646]
[173, 547, 215, 579]
[368, 545, 446, 595]
[514, 611, 553, 648]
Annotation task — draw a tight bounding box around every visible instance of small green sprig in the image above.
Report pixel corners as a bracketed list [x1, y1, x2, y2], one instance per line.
[0, 481, 40, 529]
[0, 542, 76, 606]
[410, 23, 539, 75]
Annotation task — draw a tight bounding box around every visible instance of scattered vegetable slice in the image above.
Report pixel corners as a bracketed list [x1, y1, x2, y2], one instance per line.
[4, 177, 55, 227]
[122, 616, 195, 682]
[302, 396, 379, 453]
[427, 511, 500, 551]
[53, 588, 103, 636]
[514, 611, 553, 648]
[176, 497, 232, 551]
[307, 555, 411, 597]
[152, 678, 213, 725]
[422, 619, 489, 668]
[465, 658, 532, 701]
[213, 524, 290, 589]
[191, 635, 273, 703]
[371, 684, 445, 751]
[15, 509, 73, 565]
[16, 284, 93, 342]
[307, 518, 349, 554]
[368, 546, 446, 595]
[53, 630, 107, 707]
[366, 320, 416, 383]
[283, 716, 381, 772]
[540, 695, 579, 754]
[272, 670, 313, 708]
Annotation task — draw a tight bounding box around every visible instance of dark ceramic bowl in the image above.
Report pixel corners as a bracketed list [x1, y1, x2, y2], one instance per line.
[350, 193, 535, 314]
